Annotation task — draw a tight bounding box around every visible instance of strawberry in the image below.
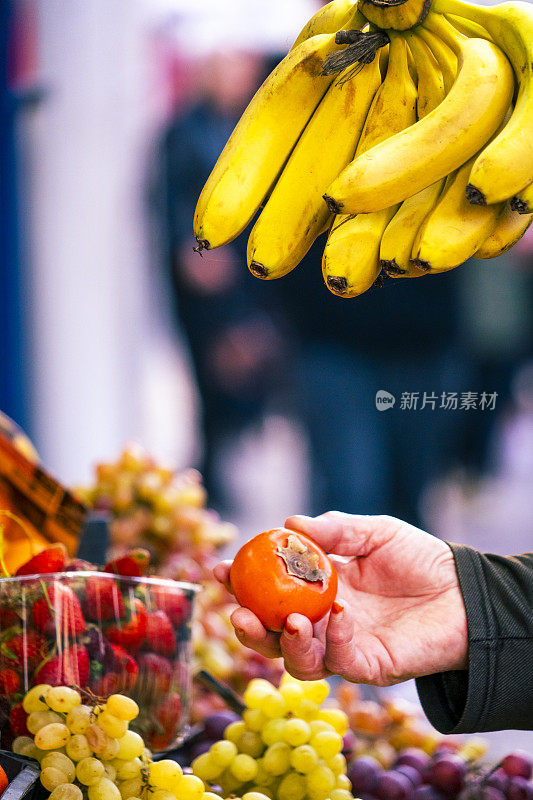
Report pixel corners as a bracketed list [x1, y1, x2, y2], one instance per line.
[106, 597, 146, 651]
[145, 610, 176, 657]
[152, 584, 190, 627]
[137, 653, 171, 697]
[0, 608, 18, 630]
[0, 669, 19, 695]
[3, 630, 47, 668]
[110, 644, 138, 691]
[90, 672, 121, 697]
[34, 643, 89, 687]
[65, 558, 98, 571]
[32, 583, 86, 636]
[104, 548, 150, 578]
[9, 702, 29, 736]
[83, 577, 125, 621]
[148, 692, 182, 750]
[15, 544, 67, 576]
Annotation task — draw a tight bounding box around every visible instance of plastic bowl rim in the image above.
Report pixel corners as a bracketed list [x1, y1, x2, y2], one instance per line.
[0, 570, 202, 593]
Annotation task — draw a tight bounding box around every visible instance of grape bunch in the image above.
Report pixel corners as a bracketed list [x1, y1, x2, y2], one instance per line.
[190, 674, 356, 800]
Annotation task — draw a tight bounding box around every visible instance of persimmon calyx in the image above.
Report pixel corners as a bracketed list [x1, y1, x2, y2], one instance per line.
[276, 534, 327, 584]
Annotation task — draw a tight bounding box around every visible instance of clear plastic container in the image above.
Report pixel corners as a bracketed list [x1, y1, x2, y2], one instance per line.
[0, 572, 200, 752]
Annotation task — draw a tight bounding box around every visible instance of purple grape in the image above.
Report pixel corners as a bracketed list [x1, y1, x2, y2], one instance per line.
[343, 729, 357, 755]
[396, 750, 432, 774]
[396, 766, 423, 788]
[203, 711, 240, 740]
[502, 754, 533, 781]
[376, 771, 414, 800]
[190, 740, 214, 759]
[348, 756, 384, 794]
[412, 787, 447, 800]
[506, 778, 533, 800]
[486, 771, 510, 793]
[429, 755, 467, 796]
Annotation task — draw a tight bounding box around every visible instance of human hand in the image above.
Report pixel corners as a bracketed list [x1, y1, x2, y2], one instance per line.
[214, 512, 468, 685]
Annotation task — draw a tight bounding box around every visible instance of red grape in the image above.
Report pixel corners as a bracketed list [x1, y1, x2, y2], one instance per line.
[413, 787, 447, 800]
[377, 770, 414, 800]
[396, 750, 432, 774]
[396, 766, 423, 788]
[204, 711, 240, 740]
[502, 754, 533, 781]
[348, 756, 384, 794]
[486, 771, 510, 793]
[506, 778, 533, 800]
[429, 755, 467, 796]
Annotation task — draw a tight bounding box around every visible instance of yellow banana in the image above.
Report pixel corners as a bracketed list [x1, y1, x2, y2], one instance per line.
[322, 33, 415, 297]
[194, 34, 340, 250]
[246, 57, 382, 280]
[417, 26, 457, 92]
[474, 204, 533, 259]
[359, 0, 431, 31]
[406, 33, 445, 118]
[510, 182, 533, 215]
[445, 13, 493, 41]
[323, 208, 399, 296]
[433, 0, 533, 204]
[412, 156, 503, 272]
[324, 36, 514, 215]
[292, 0, 365, 49]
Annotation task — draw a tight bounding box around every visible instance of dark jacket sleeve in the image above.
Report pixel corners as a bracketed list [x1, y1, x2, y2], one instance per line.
[416, 544, 533, 733]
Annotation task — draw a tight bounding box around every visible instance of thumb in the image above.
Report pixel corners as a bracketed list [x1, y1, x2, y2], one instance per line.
[284, 511, 397, 557]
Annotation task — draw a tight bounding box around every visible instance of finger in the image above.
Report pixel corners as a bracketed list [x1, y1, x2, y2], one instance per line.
[280, 613, 329, 680]
[230, 607, 282, 659]
[284, 512, 398, 557]
[213, 561, 233, 593]
[322, 600, 361, 679]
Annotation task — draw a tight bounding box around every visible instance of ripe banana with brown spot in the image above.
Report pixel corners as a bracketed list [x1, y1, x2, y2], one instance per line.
[292, 0, 365, 49]
[511, 183, 533, 215]
[412, 156, 503, 272]
[246, 57, 382, 280]
[323, 36, 514, 215]
[474, 205, 533, 259]
[193, 33, 341, 251]
[433, 0, 533, 205]
[359, 0, 431, 31]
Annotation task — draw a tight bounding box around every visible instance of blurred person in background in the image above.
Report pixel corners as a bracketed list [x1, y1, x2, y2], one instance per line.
[149, 49, 292, 513]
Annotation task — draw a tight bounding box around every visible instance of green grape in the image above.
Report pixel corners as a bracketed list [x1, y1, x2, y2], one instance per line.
[149, 759, 183, 793]
[88, 776, 121, 800]
[327, 753, 347, 775]
[96, 710, 128, 738]
[66, 705, 93, 735]
[309, 721, 332, 737]
[301, 680, 329, 705]
[100, 737, 120, 760]
[116, 731, 144, 761]
[279, 682, 304, 712]
[203, 793, 224, 800]
[46, 687, 82, 713]
[330, 790, 354, 800]
[66, 734, 93, 761]
[278, 771, 307, 800]
[335, 774, 352, 790]
[118, 777, 143, 799]
[49, 785, 83, 800]
[230, 753, 258, 782]
[243, 793, 274, 800]
[151, 792, 176, 800]
[237, 731, 264, 758]
[261, 718, 286, 747]
[255, 758, 276, 787]
[76, 757, 106, 786]
[192, 752, 224, 782]
[113, 757, 142, 780]
[243, 708, 267, 732]
[306, 764, 336, 800]
[28, 710, 64, 734]
[316, 709, 348, 736]
[178, 773, 205, 800]
[105, 694, 139, 722]
[86, 723, 111, 755]
[225, 721, 246, 744]
[263, 743, 291, 775]
[35, 722, 71, 750]
[261, 691, 287, 719]
[290, 745, 319, 774]
[41, 752, 76, 782]
[219, 766, 242, 796]
[293, 699, 319, 721]
[210, 740, 237, 768]
[103, 762, 117, 782]
[40, 767, 68, 791]
[283, 719, 311, 747]
[13, 736, 35, 755]
[22, 684, 52, 714]
[311, 730, 343, 760]
[244, 679, 275, 709]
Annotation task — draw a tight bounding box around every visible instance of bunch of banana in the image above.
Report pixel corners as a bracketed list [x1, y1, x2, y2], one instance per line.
[193, 0, 533, 299]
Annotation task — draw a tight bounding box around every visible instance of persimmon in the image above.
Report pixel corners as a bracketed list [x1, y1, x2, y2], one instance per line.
[229, 528, 338, 632]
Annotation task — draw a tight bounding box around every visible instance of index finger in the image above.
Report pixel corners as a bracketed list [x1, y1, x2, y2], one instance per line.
[213, 560, 233, 593]
[284, 512, 398, 557]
